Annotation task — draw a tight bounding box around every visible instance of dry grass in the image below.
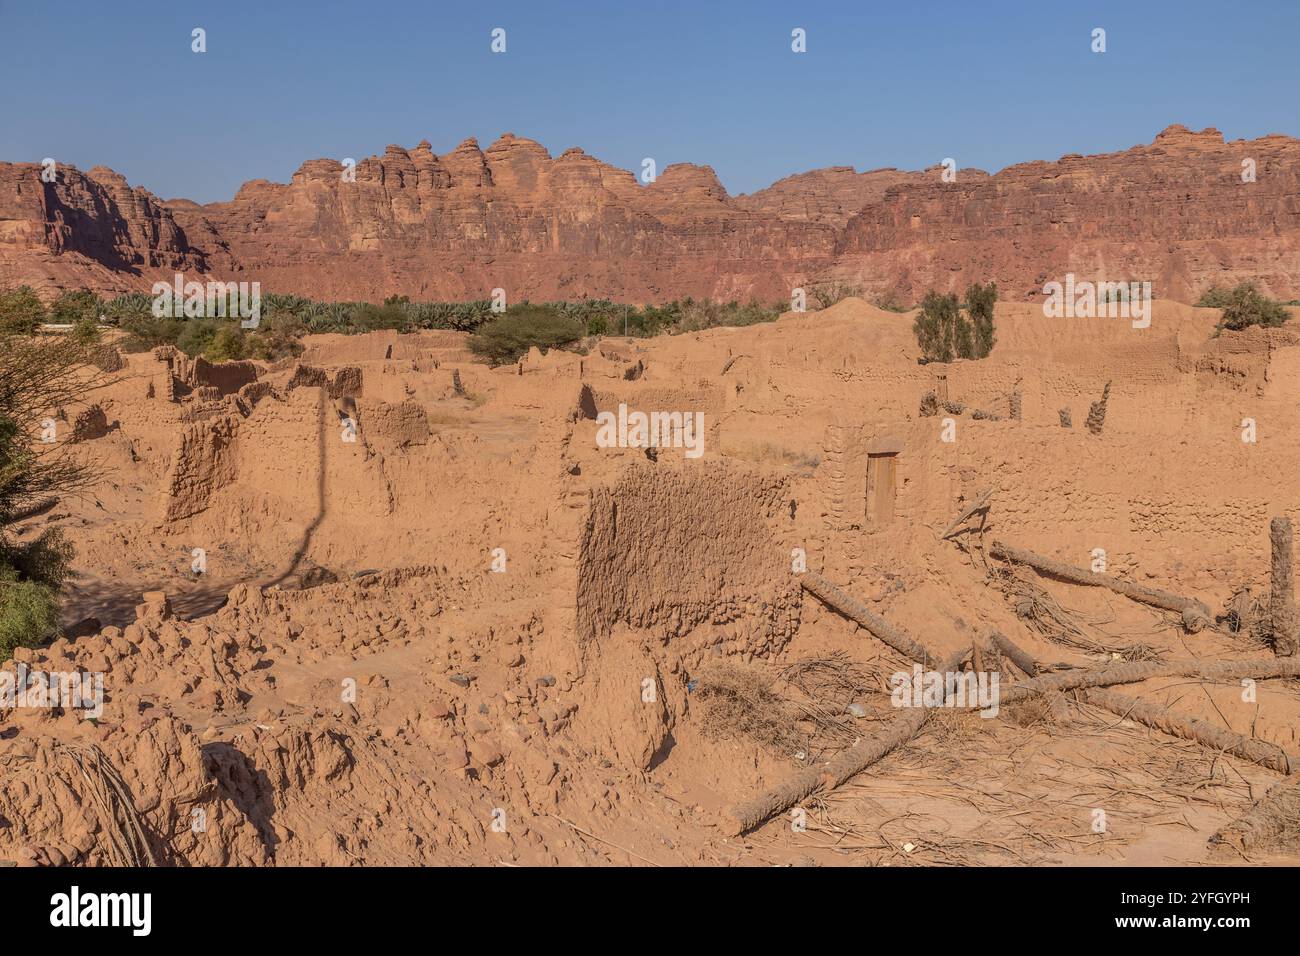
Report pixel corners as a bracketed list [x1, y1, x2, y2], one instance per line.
[779, 653, 883, 756]
[721, 441, 820, 474]
[695, 660, 809, 758]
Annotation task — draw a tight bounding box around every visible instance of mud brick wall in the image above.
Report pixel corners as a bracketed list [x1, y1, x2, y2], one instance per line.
[575, 462, 800, 653]
[158, 414, 241, 523]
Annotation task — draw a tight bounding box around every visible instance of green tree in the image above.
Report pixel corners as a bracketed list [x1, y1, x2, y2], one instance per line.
[249, 313, 306, 361]
[0, 336, 98, 660]
[205, 325, 248, 362]
[350, 302, 409, 332]
[468, 305, 586, 365]
[118, 313, 184, 352]
[1211, 283, 1290, 332]
[964, 281, 998, 358]
[0, 286, 46, 335]
[913, 292, 962, 363]
[48, 289, 103, 326]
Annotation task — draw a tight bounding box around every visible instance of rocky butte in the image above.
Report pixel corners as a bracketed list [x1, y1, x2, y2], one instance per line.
[0, 125, 1296, 303]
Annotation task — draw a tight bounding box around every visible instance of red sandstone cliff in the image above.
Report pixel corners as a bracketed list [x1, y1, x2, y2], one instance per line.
[1, 126, 1296, 303]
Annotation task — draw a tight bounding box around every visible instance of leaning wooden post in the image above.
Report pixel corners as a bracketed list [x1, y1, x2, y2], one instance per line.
[1269, 518, 1299, 657]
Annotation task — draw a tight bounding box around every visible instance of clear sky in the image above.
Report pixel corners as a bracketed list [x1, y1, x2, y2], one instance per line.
[1, 0, 1296, 204]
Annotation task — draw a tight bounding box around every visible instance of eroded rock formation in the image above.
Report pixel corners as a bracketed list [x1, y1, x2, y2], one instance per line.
[3, 126, 1296, 303]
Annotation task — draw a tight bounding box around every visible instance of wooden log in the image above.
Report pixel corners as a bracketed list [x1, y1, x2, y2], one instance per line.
[989, 630, 1040, 677]
[986, 630, 1078, 718]
[1210, 775, 1300, 853]
[1083, 687, 1299, 775]
[799, 572, 937, 666]
[989, 539, 1212, 632]
[726, 647, 970, 835]
[999, 656, 1300, 704]
[992, 642, 1300, 775]
[1269, 517, 1299, 656]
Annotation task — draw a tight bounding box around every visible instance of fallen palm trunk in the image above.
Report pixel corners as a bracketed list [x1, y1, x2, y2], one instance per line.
[10, 496, 59, 522]
[56, 743, 159, 867]
[987, 630, 1077, 719]
[1083, 687, 1298, 774]
[1210, 775, 1300, 853]
[989, 630, 1041, 677]
[1000, 656, 1300, 704]
[990, 539, 1212, 632]
[995, 644, 1300, 773]
[726, 647, 969, 835]
[1269, 518, 1299, 656]
[800, 572, 937, 666]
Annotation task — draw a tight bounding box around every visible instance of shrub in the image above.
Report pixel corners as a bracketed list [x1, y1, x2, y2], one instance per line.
[175, 319, 219, 357]
[0, 286, 46, 335]
[913, 286, 998, 362]
[0, 573, 61, 661]
[964, 282, 998, 358]
[205, 325, 248, 362]
[808, 281, 862, 310]
[913, 292, 962, 363]
[119, 314, 184, 352]
[48, 288, 103, 326]
[468, 305, 586, 365]
[1207, 283, 1290, 332]
[72, 317, 101, 346]
[1195, 287, 1233, 308]
[248, 314, 306, 361]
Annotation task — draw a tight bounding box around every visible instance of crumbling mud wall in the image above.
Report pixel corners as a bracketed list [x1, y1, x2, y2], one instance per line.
[575, 462, 801, 655]
[365, 399, 430, 449]
[287, 363, 364, 399]
[69, 404, 110, 443]
[153, 347, 259, 398]
[158, 414, 240, 523]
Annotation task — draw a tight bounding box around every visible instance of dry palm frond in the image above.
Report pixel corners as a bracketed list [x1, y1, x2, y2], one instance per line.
[55, 742, 158, 867]
[989, 564, 1160, 661]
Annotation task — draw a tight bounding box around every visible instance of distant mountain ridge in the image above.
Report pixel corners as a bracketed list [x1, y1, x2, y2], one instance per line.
[1, 125, 1296, 304]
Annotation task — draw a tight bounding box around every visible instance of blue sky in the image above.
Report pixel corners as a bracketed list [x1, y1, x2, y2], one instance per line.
[1, 0, 1296, 204]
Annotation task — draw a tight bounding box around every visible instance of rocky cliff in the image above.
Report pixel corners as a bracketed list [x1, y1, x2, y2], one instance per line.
[1, 126, 1296, 303]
